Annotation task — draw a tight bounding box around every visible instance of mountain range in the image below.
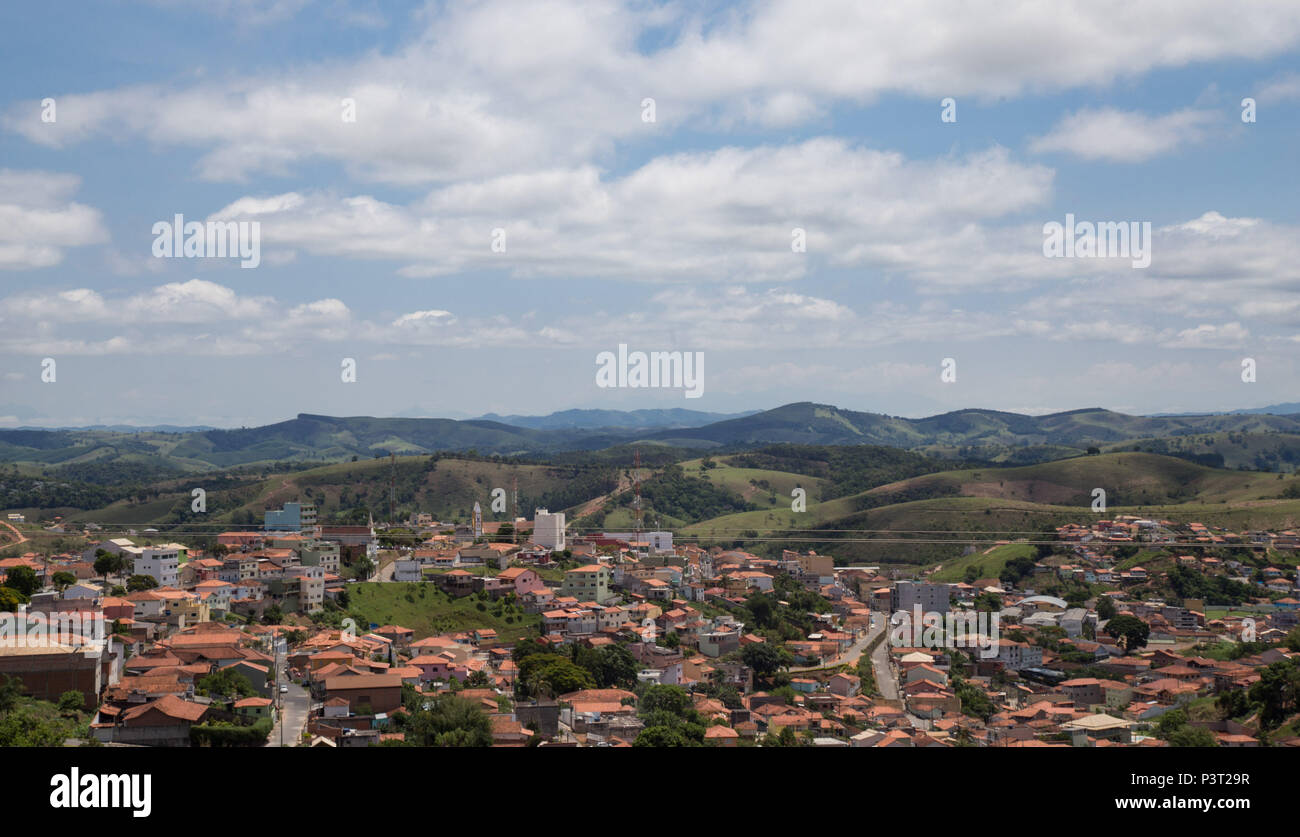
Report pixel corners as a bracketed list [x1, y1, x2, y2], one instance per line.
[3, 402, 1300, 472]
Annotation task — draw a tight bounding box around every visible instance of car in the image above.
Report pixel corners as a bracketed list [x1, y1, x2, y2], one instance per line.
[279, 684, 289, 694]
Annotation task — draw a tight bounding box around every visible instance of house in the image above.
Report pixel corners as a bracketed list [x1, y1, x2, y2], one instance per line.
[234, 696, 273, 720]
[323, 674, 403, 715]
[94, 694, 209, 747]
[491, 566, 543, 597]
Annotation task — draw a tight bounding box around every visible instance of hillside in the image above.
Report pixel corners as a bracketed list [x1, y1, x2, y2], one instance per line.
[680, 452, 1300, 568]
[8, 403, 1300, 476]
[58, 455, 622, 530]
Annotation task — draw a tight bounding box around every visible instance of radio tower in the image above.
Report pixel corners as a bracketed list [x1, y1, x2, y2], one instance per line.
[632, 448, 643, 545]
[511, 475, 519, 543]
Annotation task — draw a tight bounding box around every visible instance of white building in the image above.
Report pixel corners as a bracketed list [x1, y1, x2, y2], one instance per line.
[126, 546, 179, 588]
[534, 509, 566, 551]
[603, 530, 674, 554]
[995, 639, 1043, 671]
[393, 559, 424, 583]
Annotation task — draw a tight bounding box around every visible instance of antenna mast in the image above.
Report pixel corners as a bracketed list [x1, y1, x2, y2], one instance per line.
[632, 448, 643, 546]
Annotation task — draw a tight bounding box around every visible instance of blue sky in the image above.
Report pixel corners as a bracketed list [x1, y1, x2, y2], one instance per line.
[2, 0, 1299, 427]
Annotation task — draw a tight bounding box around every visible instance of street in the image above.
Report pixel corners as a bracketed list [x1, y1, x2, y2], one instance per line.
[268, 646, 312, 747]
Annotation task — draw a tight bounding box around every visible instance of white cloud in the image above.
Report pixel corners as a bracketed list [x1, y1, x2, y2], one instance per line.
[1256, 71, 1300, 102]
[221, 141, 1054, 285]
[1163, 322, 1251, 349]
[8, 1, 1300, 184]
[1029, 108, 1217, 161]
[0, 170, 108, 269]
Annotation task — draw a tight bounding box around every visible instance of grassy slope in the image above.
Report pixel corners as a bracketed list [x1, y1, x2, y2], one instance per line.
[678, 459, 831, 509]
[345, 581, 542, 643]
[930, 542, 1038, 583]
[681, 453, 1300, 567]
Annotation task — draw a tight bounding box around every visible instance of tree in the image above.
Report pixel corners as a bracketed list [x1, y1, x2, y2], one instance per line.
[639, 684, 692, 718]
[1096, 596, 1117, 620]
[1216, 688, 1249, 720]
[57, 690, 86, 713]
[126, 574, 158, 592]
[197, 668, 258, 700]
[1167, 726, 1218, 747]
[517, 654, 594, 699]
[1103, 614, 1150, 654]
[1249, 659, 1300, 729]
[572, 643, 638, 689]
[94, 551, 126, 582]
[634, 725, 698, 747]
[1155, 708, 1188, 738]
[402, 695, 492, 747]
[4, 566, 38, 597]
[761, 726, 799, 747]
[0, 587, 27, 613]
[52, 571, 77, 594]
[0, 674, 23, 714]
[351, 556, 375, 580]
[741, 642, 785, 680]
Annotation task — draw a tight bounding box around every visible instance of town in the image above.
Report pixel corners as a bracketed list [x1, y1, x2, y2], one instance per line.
[1, 503, 1297, 748]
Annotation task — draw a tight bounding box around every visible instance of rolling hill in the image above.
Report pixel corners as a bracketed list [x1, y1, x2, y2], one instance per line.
[7, 403, 1300, 475]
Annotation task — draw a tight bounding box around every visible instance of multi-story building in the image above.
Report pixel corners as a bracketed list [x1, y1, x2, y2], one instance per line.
[285, 565, 325, 612]
[126, 546, 180, 588]
[534, 509, 566, 551]
[890, 581, 951, 615]
[560, 564, 612, 604]
[263, 502, 317, 533]
[994, 638, 1043, 670]
[298, 540, 341, 573]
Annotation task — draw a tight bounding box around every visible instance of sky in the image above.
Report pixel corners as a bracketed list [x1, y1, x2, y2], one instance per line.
[1, 0, 1299, 428]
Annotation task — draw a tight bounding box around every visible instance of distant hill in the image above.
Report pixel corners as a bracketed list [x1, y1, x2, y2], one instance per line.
[5, 402, 1300, 474]
[476, 407, 756, 430]
[1231, 403, 1300, 416]
[1146, 402, 1300, 417]
[646, 402, 1300, 452]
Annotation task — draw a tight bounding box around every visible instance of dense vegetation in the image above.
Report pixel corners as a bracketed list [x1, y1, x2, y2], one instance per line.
[728, 443, 951, 499]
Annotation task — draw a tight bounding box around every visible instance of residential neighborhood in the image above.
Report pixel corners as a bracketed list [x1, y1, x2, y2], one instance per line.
[2, 501, 1298, 750]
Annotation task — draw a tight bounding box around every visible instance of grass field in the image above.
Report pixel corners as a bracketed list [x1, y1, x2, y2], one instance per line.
[929, 542, 1038, 582]
[345, 581, 543, 643]
[677, 459, 832, 510]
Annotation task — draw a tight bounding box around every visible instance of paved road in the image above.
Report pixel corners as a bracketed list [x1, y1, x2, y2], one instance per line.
[789, 613, 885, 673]
[868, 613, 899, 700]
[268, 656, 312, 747]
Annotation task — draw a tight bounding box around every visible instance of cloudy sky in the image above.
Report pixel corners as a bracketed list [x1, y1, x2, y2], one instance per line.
[2, 0, 1299, 427]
